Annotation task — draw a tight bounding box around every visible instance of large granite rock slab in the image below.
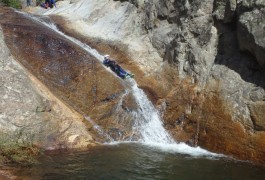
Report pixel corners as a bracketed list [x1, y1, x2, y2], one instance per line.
[0, 9, 94, 151]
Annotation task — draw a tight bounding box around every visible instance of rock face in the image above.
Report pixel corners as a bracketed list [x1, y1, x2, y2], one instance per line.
[0, 0, 260, 165]
[214, 0, 265, 67]
[237, 1, 265, 67]
[0, 8, 94, 151]
[32, 0, 265, 164]
[34, 0, 162, 73]
[0, 7, 146, 147]
[120, 0, 265, 165]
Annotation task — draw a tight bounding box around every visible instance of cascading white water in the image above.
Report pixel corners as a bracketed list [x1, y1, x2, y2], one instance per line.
[16, 11, 223, 157]
[19, 12, 175, 144]
[130, 84, 175, 144]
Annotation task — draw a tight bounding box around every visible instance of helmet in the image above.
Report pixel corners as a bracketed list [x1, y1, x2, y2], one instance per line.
[104, 54, 110, 59]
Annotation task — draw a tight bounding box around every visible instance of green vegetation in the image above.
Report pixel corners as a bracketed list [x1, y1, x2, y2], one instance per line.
[36, 0, 42, 6]
[0, 133, 41, 166]
[0, 0, 21, 8]
[0, 144, 40, 166]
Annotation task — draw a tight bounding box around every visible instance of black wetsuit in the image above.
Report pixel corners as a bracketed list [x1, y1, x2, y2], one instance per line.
[103, 59, 130, 78]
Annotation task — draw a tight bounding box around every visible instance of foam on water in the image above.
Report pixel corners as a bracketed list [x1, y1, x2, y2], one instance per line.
[107, 141, 224, 158]
[17, 11, 223, 157]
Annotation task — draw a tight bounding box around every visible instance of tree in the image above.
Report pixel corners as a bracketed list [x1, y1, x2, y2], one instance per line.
[0, 0, 21, 8]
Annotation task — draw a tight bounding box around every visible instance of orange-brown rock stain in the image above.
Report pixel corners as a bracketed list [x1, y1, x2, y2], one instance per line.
[2, 7, 265, 165]
[160, 74, 265, 165]
[50, 16, 265, 164]
[0, 7, 126, 142]
[53, 11, 265, 164]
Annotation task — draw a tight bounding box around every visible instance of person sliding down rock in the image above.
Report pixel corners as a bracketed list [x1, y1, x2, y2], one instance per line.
[103, 55, 134, 79]
[41, 0, 56, 9]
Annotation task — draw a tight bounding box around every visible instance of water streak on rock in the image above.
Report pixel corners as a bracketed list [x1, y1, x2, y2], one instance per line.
[2, 8, 176, 146]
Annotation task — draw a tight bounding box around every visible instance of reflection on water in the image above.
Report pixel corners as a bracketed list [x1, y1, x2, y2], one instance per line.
[14, 143, 265, 179]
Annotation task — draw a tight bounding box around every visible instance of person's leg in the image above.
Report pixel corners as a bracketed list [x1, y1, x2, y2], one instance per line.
[119, 71, 127, 79]
[40, 3, 46, 8]
[27, 0, 30, 6]
[118, 66, 127, 74]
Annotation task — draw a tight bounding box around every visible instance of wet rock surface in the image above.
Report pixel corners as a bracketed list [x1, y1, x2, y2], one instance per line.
[0, 6, 142, 148]
[1, 0, 265, 165]
[45, 0, 265, 164]
[0, 10, 94, 153]
[120, 0, 265, 164]
[157, 0, 265, 164]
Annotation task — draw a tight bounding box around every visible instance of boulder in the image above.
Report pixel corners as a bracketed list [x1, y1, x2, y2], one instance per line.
[237, 8, 265, 67]
[240, 0, 265, 10]
[249, 101, 265, 131]
[213, 0, 237, 23]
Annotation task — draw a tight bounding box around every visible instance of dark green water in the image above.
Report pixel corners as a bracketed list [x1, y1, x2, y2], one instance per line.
[14, 143, 265, 179]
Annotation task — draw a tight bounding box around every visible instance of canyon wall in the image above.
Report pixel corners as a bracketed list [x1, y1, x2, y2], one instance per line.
[1, 0, 264, 164]
[35, 0, 265, 163]
[133, 0, 265, 164]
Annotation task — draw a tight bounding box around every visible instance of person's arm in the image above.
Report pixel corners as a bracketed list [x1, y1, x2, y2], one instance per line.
[103, 59, 110, 67]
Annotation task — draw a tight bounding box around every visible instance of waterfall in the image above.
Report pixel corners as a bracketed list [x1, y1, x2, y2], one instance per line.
[130, 84, 174, 143]
[14, 11, 224, 157]
[18, 11, 176, 144]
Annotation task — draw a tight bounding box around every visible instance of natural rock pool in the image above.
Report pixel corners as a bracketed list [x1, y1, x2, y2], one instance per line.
[1, 4, 265, 178]
[13, 143, 265, 179]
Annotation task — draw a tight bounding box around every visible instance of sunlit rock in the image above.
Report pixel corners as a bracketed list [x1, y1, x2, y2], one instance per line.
[0, 8, 94, 151]
[29, 0, 265, 164]
[2, 0, 265, 165]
